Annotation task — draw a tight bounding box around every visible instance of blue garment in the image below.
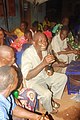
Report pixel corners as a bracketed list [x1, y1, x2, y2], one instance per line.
[0, 94, 16, 120]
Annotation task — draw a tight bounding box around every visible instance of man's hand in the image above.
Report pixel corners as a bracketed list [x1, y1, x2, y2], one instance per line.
[43, 54, 55, 66]
[73, 50, 80, 54]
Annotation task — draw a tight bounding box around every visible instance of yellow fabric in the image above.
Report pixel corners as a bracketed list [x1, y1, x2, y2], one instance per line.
[14, 28, 24, 38]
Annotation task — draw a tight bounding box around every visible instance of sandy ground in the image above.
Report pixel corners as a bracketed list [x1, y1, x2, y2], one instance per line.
[52, 91, 80, 120]
[39, 91, 80, 120]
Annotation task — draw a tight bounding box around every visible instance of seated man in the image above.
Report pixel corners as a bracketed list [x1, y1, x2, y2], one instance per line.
[0, 45, 37, 112]
[52, 17, 80, 51]
[21, 32, 67, 114]
[0, 65, 49, 120]
[51, 26, 80, 64]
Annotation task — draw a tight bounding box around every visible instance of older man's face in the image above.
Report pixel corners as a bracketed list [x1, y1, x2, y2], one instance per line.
[37, 35, 48, 51]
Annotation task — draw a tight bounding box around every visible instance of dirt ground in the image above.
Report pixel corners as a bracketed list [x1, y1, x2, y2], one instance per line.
[53, 92, 80, 120]
[49, 91, 80, 120]
[38, 90, 80, 120]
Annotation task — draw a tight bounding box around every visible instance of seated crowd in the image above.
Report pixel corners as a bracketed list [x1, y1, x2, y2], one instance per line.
[0, 16, 80, 120]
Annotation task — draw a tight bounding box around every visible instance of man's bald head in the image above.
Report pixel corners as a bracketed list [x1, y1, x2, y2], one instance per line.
[33, 32, 47, 42]
[0, 45, 15, 66]
[33, 32, 48, 51]
[0, 45, 14, 57]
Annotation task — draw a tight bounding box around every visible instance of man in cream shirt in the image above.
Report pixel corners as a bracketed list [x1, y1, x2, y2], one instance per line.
[21, 32, 67, 113]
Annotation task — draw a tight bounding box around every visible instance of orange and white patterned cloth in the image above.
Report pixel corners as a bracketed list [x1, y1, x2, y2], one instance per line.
[10, 36, 28, 51]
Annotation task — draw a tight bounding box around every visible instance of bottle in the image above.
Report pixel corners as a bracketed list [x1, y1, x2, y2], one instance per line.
[46, 63, 54, 76]
[46, 49, 60, 76]
[12, 90, 19, 99]
[46, 49, 54, 76]
[46, 40, 60, 76]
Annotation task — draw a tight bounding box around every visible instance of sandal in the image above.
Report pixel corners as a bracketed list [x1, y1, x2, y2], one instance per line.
[50, 107, 58, 114]
[52, 101, 60, 109]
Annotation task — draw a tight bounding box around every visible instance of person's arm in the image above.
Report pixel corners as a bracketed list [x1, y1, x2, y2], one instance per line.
[52, 61, 68, 68]
[0, 108, 7, 120]
[13, 105, 49, 120]
[58, 49, 80, 55]
[13, 105, 41, 119]
[26, 54, 55, 80]
[58, 50, 72, 55]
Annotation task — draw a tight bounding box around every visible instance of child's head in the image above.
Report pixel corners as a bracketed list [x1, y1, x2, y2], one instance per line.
[24, 30, 32, 41]
[60, 25, 69, 40]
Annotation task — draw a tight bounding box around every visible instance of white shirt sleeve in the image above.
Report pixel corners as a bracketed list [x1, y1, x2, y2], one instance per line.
[51, 36, 61, 53]
[21, 49, 33, 79]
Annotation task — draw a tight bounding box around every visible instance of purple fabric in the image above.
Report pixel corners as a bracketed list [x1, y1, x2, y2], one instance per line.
[18, 88, 37, 111]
